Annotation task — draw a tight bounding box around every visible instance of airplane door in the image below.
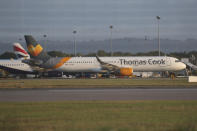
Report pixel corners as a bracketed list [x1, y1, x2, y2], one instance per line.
[166, 57, 171, 66]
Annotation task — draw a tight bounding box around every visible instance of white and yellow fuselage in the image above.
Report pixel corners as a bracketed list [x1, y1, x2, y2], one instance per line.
[53, 56, 186, 72]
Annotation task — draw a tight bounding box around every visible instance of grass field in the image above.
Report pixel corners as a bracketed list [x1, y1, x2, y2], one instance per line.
[0, 101, 197, 131]
[0, 78, 197, 88]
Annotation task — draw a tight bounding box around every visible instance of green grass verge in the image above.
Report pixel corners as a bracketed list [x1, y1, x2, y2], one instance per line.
[0, 78, 197, 88]
[0, 101, 197, 131]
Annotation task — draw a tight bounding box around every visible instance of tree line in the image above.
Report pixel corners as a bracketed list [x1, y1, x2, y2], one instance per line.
[1, 50, 197, 63]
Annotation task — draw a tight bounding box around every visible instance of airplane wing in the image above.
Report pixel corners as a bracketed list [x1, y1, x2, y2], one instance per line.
[22, 59, 43, 67]
[96, 55, 133, 76]
[95, 55, 119, 72]
[21, 59, 52, 72]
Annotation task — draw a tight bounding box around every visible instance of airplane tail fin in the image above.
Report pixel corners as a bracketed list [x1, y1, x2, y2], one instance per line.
[13, 43, 30, 59]
[24, 35, 51, 62]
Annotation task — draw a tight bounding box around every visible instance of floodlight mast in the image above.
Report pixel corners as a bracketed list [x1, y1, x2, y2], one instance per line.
[73, 30, 77, 56]
[110, 25, 113, 56]
[156, 16, 161, 56]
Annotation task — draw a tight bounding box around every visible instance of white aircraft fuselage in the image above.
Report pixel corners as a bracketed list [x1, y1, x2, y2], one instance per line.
[55, 56, 186, 72]
[0, 59, 34, 74]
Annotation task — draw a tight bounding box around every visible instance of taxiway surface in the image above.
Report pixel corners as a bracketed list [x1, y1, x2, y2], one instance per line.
[0, 87, 197, 102]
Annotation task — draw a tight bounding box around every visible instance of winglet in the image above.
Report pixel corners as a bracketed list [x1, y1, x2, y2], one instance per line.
[96, 55, 102, 63]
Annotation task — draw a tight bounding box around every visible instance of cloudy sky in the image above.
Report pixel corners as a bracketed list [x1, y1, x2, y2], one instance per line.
[0, 0, 196, 41]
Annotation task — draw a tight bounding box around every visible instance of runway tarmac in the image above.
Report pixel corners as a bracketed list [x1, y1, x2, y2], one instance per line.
[1, 87, 197, 102]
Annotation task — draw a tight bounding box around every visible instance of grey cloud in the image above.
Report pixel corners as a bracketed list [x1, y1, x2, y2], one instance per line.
[0, 0, 196, 41]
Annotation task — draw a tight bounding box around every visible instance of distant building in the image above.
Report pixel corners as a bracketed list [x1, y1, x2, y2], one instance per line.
[181, 58, 189, 64]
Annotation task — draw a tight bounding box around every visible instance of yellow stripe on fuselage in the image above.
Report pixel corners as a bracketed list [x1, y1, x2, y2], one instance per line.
[53, 57, 71, 69]
[27, 44, 43, 57]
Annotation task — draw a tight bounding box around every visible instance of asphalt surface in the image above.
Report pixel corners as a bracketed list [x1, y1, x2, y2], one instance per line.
[0, 87, 197, 102]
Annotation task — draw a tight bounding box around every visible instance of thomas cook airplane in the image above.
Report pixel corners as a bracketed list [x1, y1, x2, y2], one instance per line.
[0, 43, 35, 75]
[23, 35, 186, 76]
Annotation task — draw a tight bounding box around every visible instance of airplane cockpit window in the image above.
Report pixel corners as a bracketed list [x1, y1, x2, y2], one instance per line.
[175, 60, 181, 63]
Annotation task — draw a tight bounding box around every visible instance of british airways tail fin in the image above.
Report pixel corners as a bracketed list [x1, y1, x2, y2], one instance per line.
[13, 43, 30, 59]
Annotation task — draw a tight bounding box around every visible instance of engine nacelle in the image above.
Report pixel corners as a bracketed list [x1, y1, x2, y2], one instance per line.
[116, 68, 133, 76]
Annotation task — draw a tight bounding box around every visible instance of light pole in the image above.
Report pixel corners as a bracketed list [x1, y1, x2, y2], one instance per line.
[43, 34, 47, 51]
[156, 16, 161, 56]
[110, 25, 113, 56]
[73, 30, 77, 56]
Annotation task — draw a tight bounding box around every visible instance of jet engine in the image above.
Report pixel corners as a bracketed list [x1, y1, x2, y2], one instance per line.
[116, 68, 133, 76]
